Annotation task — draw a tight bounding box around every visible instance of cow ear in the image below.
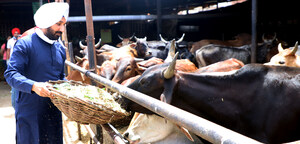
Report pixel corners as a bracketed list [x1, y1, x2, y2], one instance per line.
[160, 77, 177, 104]
[136, 66, 146, 75]
[129, 43, 137, 48]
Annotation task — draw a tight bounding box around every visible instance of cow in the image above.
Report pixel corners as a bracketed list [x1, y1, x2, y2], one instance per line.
[134, 36, 148, 58]
[122, 53, 300, 143]
[195, 44, 251, 67]
[195, 58, 244, 73]
[190, 33, 252, 55]
[116, 34, 135, 47]
[137, 57, 164, 68]
[265, 42, 300, 67]
[123, 113, 203, 144]
[122, 58, 244, 144]
[66, 57, 101, 85]
[95, 43, 146, 84]
[111, 56, 144, 84]
[143, 34, 185, 60]
[67, 43, 141, 85]
[195, 35, 279, 68]
[79, 38, 102, 57]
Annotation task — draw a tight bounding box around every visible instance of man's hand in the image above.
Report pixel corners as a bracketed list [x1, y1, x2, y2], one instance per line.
[32, 82, 54, 98]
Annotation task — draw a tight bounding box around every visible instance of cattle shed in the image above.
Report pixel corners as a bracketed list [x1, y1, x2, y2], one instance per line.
[0, 0, 299, 47]
[0, 0, 299, 143]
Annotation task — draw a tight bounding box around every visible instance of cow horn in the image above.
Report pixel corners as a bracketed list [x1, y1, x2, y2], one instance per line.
[129, 33, 135, 40]
[79, 40, 87, 49]
[176, 33, 185, 43]
[95, 38, 101, 49]
[163, 52, 178, 79]
[164, 39, 176, 63]
[262, 33, 266, 42]
[118, 35, 123, 40]
[272, 32, 277, 41]
[278, 43, 284, 52]
[143, 36, 147, 41]
[75, 55, 83, 63]
[159, 34, 168, 43]
[290, 41, 298, 55]
[134, 58, 144, 62]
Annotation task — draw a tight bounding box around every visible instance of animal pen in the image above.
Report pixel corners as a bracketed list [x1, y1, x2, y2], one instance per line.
[63, 0, 261, 143]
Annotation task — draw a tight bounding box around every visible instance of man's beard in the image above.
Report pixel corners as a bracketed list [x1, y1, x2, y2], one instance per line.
[45, 27, 62, 40]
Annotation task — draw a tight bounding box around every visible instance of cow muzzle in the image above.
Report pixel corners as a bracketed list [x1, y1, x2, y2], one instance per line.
[123, 131, 141, 144]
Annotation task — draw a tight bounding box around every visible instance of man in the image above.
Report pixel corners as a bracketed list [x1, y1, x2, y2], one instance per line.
[6, 27, 21, 61]
[7, 28, 21, 108]
[4, 2, 69, 144]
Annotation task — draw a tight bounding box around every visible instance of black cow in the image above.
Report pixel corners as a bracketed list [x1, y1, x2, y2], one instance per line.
[195, 44, 251, 67]
[143, 34, 186, 60]
[123, 56, 300, 143]
[195, 39, 278, 67]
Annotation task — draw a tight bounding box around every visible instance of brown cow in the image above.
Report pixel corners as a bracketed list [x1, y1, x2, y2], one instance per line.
[137, 57, 164, 68]
[195, 58, 244, 73]
[111, 56, 144, 84]
[66, 57, 101, 85]
[116, 34, 135, 47]
[265, 42, 300, 67]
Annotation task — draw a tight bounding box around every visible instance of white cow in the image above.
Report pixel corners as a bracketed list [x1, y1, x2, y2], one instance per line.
[123, 113, 203, 144]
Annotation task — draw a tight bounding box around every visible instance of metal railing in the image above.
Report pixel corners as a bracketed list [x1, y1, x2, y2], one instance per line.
[65, 60, 262, 144]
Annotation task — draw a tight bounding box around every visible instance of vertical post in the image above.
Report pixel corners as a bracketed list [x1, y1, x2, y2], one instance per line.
[68, 42, 74, 72]
[251, 0, 257, 63]
[156, 0, 162, 40]
[84, 0, 97, 71]
[84, 0, 102, 143]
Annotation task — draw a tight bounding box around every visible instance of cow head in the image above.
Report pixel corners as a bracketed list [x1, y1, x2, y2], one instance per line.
[66, 57, 92, 84]
[111, 56, 144, 84]
[124, 53, 179, 113]
[262, 33, 277, 45]
[134, 36, 148, 58]
[79, 38, 101, 56]
[265, 42, 300, 67]
[117, 33, 135, 47]
[99, 60, 116, 80]
[123, 114, 176, 144]
[160, 33, 185, 44]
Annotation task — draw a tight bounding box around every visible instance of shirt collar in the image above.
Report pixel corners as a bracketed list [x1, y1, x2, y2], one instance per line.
[36, 28, 56, 44]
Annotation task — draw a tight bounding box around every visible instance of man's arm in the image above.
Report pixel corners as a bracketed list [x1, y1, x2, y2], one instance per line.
[32, 82, 54, 98]
[6, 48, 10, 60]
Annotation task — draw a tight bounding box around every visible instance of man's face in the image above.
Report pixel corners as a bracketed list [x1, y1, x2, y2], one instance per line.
[45, 17, 67, 40]
[13, 31, 20, 38]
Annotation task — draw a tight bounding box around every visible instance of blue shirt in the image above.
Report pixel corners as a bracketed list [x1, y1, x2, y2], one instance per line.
[4, 32, 66, 144]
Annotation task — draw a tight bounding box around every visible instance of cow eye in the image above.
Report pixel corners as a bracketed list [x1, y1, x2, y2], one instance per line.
[279, 61, 285, 64]
[126, 67, 132, 71]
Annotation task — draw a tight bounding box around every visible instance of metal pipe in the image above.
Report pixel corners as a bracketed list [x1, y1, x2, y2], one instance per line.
[68, 15, 157, 22]
[83, 125, 101, 144]
[101, 124, 128, 144]
[251, 0, 257, 63]
[68, 42, 74, 72]
[67, 14, 232, 22]
[65, 60, 262, 144]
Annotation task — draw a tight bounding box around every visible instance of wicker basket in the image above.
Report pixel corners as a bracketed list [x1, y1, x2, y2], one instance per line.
[47, 80, 130, 125]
